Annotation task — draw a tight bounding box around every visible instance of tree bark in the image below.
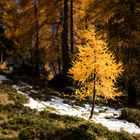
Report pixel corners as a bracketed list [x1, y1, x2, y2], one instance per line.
[128, 78, 136, 106]
[70, 0, 74, 53]
[34, 2, 40, 76]
[61, 0, 70, 76]
[89, 70, 96, 120]
[127, 0, 136, 106]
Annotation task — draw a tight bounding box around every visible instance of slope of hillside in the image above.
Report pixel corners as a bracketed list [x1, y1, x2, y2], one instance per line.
[0, 74, 140, 140]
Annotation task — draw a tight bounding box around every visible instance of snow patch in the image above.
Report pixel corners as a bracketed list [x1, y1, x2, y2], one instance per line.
[25, 98, 46, 110]
[11, 82, 140, 134]
[0, 74, 9, 83]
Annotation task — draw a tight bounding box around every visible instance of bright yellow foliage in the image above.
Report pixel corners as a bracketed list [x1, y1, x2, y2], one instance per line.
[69, 27, 123, 100]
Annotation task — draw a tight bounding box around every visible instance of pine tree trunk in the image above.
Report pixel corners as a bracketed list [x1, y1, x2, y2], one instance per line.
[127, 0, 136, 106]
[34, 3, 40, 76]
[89, 70, 96, 120]
[128, 78, 136, 106]
[62, 0, 70, 76]
[1, 49, 3, 63]
[70, 0, 74, 53]
[58, 57, 61, 74]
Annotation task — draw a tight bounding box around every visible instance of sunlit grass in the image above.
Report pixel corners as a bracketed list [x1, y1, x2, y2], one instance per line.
[0, 79, 139, 140]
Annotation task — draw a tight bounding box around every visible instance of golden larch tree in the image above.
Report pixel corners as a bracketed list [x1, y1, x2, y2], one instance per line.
[69, 27, 123, 119]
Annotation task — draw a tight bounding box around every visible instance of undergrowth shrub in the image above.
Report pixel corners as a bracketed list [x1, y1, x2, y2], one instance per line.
[18, 119, 137, 140]
[120, 108, 140, 127]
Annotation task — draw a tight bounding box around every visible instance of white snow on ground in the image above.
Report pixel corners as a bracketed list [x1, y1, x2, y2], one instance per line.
[25, 96, 140, 134]
[0, 74, 9, 83]
[11, 84, 140, 134]
[0, 76, 138, 134]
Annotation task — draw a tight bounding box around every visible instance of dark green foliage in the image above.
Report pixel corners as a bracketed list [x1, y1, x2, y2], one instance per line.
[18, 119, 139, 140]
[1, 115, 39, 130]
[120, 108, 140, 127]
[136, 101, 140, 109]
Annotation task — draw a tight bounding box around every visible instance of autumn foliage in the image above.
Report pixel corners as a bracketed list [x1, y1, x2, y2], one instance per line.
[69, 28, 123, 101]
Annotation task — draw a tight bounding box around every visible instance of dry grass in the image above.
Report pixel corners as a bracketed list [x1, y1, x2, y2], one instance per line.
[0, 92, 14, 105]
[0, 128, 18, 139]
[0, 113, 7, 123]
[96, 136, 108, 140]
[0, 93, 8, 103]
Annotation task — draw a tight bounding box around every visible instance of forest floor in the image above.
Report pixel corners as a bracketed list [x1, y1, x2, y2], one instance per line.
[0, 74, 140, 140]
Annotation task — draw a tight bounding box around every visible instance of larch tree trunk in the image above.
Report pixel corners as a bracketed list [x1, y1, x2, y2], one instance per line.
[89, 69, 96, 120]
[89, 47, 96, 120]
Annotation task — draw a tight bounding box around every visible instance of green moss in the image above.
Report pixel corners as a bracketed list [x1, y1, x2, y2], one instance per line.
[18, 120, 139, 140]
[120, 108, 140, 127]
[0, 76, 139, 140]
